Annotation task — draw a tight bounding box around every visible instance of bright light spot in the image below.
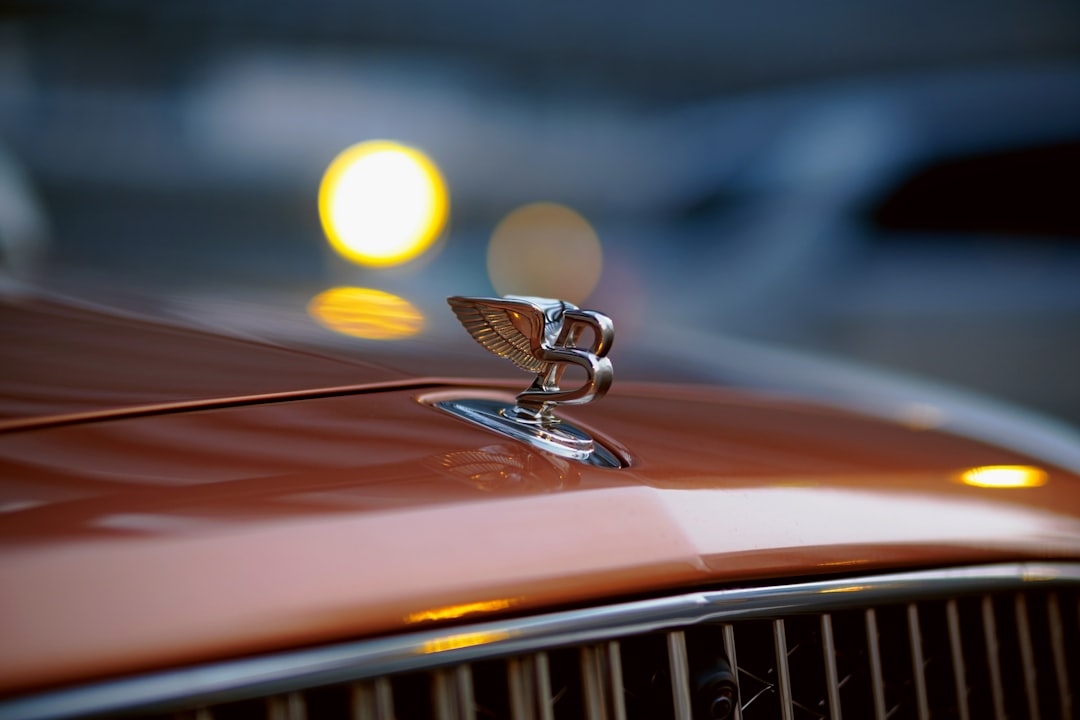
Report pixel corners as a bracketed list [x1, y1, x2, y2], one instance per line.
[958, 465, 1048, 489]
[422, 630, 512, 654]
[308, 287, 424, 340]
[318, 140, 448, 267]
[405, 598, 519, 624]
[488, 202, 603, 305]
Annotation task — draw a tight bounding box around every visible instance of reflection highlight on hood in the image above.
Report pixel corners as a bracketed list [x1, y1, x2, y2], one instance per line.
[307, 287, 424, 340]
[406, 597, 520, 624]
[431, 443, 579, 493]
[958, 464, 1048, 489]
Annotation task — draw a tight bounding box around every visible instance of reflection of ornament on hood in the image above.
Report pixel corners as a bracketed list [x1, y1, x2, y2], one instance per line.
[432, 444, 579, 493]
[428, 296, 623, 468]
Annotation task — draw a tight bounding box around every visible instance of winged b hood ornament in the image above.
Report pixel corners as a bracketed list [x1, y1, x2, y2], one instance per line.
[427, 295, 621, 467]
[448, 295, 614, 420]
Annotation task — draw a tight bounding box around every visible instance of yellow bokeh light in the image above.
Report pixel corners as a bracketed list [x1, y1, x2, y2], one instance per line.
[318, 140, 448, 267]
[958, 465, 1048, 489]
[488, 202, 603, 305]
[307, 287, 424, 340]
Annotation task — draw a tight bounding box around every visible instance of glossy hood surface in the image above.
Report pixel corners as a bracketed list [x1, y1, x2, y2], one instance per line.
[3, 295, 1080, 695]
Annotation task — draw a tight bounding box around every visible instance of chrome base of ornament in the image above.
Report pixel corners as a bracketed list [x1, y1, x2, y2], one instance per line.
[432, 398, 622, 468]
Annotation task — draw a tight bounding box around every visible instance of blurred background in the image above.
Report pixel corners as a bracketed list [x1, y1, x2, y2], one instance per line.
[1, 0, 1079, 426]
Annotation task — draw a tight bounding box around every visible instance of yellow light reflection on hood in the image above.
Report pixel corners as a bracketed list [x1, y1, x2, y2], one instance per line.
[318, 140, 448, 267]
[308, 287, 424, 340]
[405, 598, 519, 625]
[958, 465, 1048, 489]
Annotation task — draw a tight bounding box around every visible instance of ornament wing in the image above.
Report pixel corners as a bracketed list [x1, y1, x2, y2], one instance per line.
[447, 296, 554, 375]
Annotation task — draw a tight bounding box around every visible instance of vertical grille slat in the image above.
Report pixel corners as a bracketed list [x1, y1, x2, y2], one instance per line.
[1015, 592, 1042, 720]
[820, 614, 842, 720]
[433, 665, 475, 720]
[509, 653, 555, 720]
[907, 603, 930, 720]
[667, 631, 693, 720]
[266, 693, 306, 720]
[982, 595, 1007, 720]
[723, 624, 744, 720]
[606, 642, 628, 720]
[351, 678, 395, 720]
[1047, 592, 1073, 720]
[580, 643, 626, 720]
[771, 620, 794, 720]
[864, 609, 887, 720]
[946, 599, 971, 720]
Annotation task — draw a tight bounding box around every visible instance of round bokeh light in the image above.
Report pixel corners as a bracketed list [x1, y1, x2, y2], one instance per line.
[487, 203, 603, 305]
[318, 141, 448, 267]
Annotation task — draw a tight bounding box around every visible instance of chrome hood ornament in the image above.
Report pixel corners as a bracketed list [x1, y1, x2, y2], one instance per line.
[447, 295, 614, 420]
[427, 295, 621, 467]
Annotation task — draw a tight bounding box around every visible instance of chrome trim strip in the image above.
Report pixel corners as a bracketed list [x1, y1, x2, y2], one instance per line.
[1047, 593, 1072, 720]
[865, 609, 887, 720]
[907, 604, 930, 720]
[1015, 593, 1041, 720]
[982, 595, 1007, 720]
[946, 599, 970, 720]
[3, 562, 1078, 720]
[820, 614, 842, 720]
[722, 625, 743, 720]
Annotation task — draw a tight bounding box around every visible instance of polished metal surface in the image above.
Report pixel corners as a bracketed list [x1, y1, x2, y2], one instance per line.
[907, 603, 930, 720]
[820, 614, 841, 720]
[441, 295, 618, 464]
[431, 397, 623, 467]
[666, 631, 692, 720]
[1048, 592, 1073, 719]
[4, 562, 1079, 720]
[447, 296, 614, 419]
[946, 598, 970, 720]
[772, 619, 794, 720]
[983, 594, 1007, 720]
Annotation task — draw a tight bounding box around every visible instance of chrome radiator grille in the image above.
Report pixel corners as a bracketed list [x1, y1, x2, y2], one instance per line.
[7, 563, 1080, 720]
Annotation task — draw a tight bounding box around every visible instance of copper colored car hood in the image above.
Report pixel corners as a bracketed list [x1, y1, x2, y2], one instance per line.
[2, 296, 1080, 695]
